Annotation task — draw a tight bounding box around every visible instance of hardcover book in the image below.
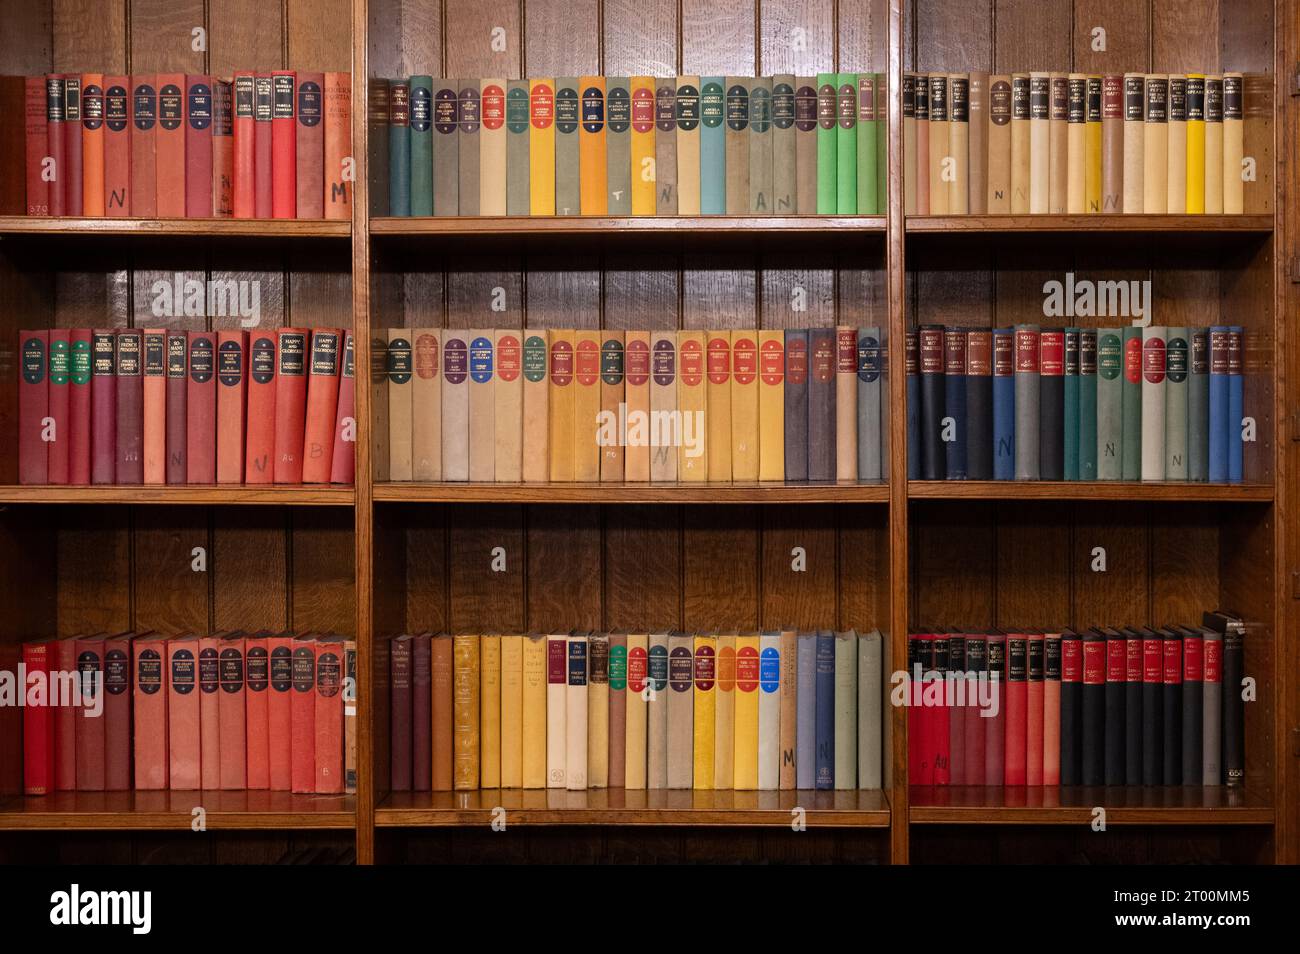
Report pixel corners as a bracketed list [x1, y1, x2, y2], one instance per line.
[548, 330, 576, 480]
[468, 331, 496, 482]
[215, 330, 248, 484]
[479, 79, 507, 216]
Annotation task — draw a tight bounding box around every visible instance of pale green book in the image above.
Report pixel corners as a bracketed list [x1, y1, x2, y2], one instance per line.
[855, 73, 878, 214]
[554, 77, 581, 215]
[835, 72, 857, 213]
[505, 80, 530, 214]
[1096, 329, 1123, 479]
[857, 630, 882, 789]
[605, 77, 632, 214]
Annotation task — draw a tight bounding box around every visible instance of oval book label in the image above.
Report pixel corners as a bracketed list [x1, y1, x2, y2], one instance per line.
[200, 648, 219, 693]
[171, 649, 196, 695]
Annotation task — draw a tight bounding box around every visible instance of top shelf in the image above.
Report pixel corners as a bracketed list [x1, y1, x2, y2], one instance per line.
[0, 217, 351, 239]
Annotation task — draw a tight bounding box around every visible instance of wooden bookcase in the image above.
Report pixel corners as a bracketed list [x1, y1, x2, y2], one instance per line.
[0, 0, 1294, 866]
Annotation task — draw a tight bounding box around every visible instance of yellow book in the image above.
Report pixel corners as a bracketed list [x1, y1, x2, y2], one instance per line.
[1223, 73, 1243, 213]
[499, 634, 523, 788]
[452, 634, 480, 791]
[479, 79, 508, 215]
[705, 330, 732, 481]
[676, 330, 707, 481]
[521, 633, 547, 788]
[529, 78, 556, 215]
[693, 633, 717, 789]
[573, 329, 602, 481]
[479, 633, 501, 789]
[1185, 74, 1205, 214]
[547, 329, 576, 481]
[675, 75, 701, 214]
[1166, 75, 1187, 214]
[624, 633, 649, 789]
[713, 633, 736, 789]
[578, 76, 607, 214]
[624, 330, 651, 481]
[521, 330, 549, 481]
[493, 329, 522, 481]
[730, 331, 759, 481]
[1204, 75, 1224, 214]
[758, 330, 785, 481]
[649, 330, 677, 481]
[630, 76, 656, 215]
[1085, 76, 1103, 213]
[587, 633, 610, 788]
[733, 633, 760, 790]
[1143, 74, 1168, 214]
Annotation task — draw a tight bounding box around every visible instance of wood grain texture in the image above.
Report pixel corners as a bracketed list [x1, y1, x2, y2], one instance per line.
[1072, 0, 1150, 73]
[213, 508, 290, 631]
[760, 0, 833, 74]
[208, 0, 283, 74]
[444, 0, 520, 76]
[682, 0, 755, 74]
[54, 0, 123, 72]
[130, 0, 205, 73]
[288, 0, 352, 71]
[603, 0, 677, 75]
[526, 0, 598, 75]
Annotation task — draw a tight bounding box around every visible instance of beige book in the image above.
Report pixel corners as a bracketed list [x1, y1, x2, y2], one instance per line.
[547, 329, 575, 481]
[676, 75, 702, 214]
[927, 74, 949, 215]
[967, 72, 988, 214]
[412, 329, 442, 481]
[623, 330, 651, 480]
[1048, 73, 1068, 214]
[1204, 75, 1224, 214]
[565, 632, 588, 790]
[947, 74, 969, 214]
[479, 78, 507, 215]
[386, 329, 414, 481]
[1028, 72, 1050, 213]
[479, 633, 501, 789]
[903, 73, 917, 215]
[1222, 73, 1243, 213]
[452, 634, 480, 791]
[730, 331, 759, 480]
[1066, 75, 1087, 213]
[676, 330, 707, 481]
[1143, 74, 1169, 213]
[650, 330, 678, 481]
[599, 330, 624, 481]
[521, 331, 549, 482]
[713, 632, 736, 789]
[441, 331, 469, 480]
[705, 330, 732, 481]
[521, 633, 547, 788]
[1166, 76, 1187, 214]
[573, 330, 601, 481]
[499, 634, 523, 789]
[493, 329, 522, 481]
[1010, 74, 1031, 213]
[987, 75, 1012, 212]
[666, 631, 694, 789]
[834, 326, 857, 480]
[624, 633, 649, 788]
[758, 330, 785, 481]
[1123, 73, 1145, 213]
[545, 631, 567, 788]
[467, 330, 494, 481]
[778, 628, 797, 790]
[587, 632, 609, 788]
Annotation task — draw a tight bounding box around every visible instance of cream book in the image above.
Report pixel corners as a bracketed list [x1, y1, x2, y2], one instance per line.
[624, 632, 649, 788]
[521, 331, 549, 481]
[666, 631, 694, 788]
[479, 633, 501, 789]
[467, 330, 494, 481]
[757, 630, 781, 791]
[706, 330, 732, 481]
[676, 75, 701, 214]
[1204, 75, 1224, 214]
[599, 330, 625, 481]
[412, 329, 442, 480]
[387, 329, 413, 481]
[758, 330, 785, 481]
[903, 73, 917, 215]
[479, 79, 507, 215]
[573, 330, 601, 481]
[646, 631, 669, 789]
[1066, 75, 1086, 213]
[624, 330, 652, 481]
[493, 329, 522, 481]
[521, 633, 547, 788]
[733, 633, 760, 790]
[692, 632, 717, 790]
[587, 632, 609, 788]
[650, 330, 678, 481]
[713, 632, 736, 789]
[834, 326, 856, 480]
[1143, 74, 1169, 214]
[1166, 75, 1187, 214]
[947, 73, 969, 214]
[452, 633, 480, 790]
[499, 633, 523, 789]
[441, 331, 469, 481]
[545, 631, 567, 788]
[1028, 72, 1049, 214]
[730, 331, 759, 480]
[1223, 73, 1243, 213]
[778, 628, 797, 790]
[547, 329, 575, 481]
[834, 630, 857, 790]
[926, 74, 949, 215]
[1122, 73, 1145, 213]
[1009, 74, 1031, 213]
[986, 75, 1011, 213]
[676, 330, 707, 481]
[565, 632, 588, 790]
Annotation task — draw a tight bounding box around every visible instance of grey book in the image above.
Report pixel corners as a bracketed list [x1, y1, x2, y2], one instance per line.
[505, 80, 530, 214]
[784, 329, 809, 480]
[795, 77, 818, 212]
[772, 75, 797, 213]
[1096, 328, 1123, 479]
[1165, 326, 1189, 479]
[856, 326, 882, 480]
[748, 76, 774, 213]
[1188, 329, 1209, 480]
[666, 630, 694, 789]
[456, 79, 480, 215]
[857, 630, 882, 789]
[646, 630, 670, 789]
[1201, 627, 1222, 785]
[654, 80, 677, 213]
[605, 77, 632, 214]
[555, 77, 581, 215]
[833, 631, 857, 790]
[1014, 324, 1041, 480]
[796, 631, 816, 788]
[433, 79, 459, 215]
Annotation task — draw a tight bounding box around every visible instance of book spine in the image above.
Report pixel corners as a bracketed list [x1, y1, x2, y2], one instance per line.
[578, 77, 607, 215]
[1165, 327, 1190, 479]
[964, 329, 992, 479]
[984, 635, 1006, 785]
[1143, 74, 1168, 213]
[1077, 330, 1098, 479]
[622, 634, 647, 788]
[44, 329, 69, 484]
[796, 78, 818, 212]
[1028, 73, 1050, 213]
[302, 329, 342, 483]
[466, 330, 496, 481]
[711, 634, 735, 789]
[702, 329, 732, 480]
[676, 330, 707, 481]
[387, 79, 410, 215]
[1042, 634, 1061, 785]
[699, 77, 725, 213]
[1039, 329, 1065, 480]
[1162, 630, 1183, 785]
[647, 633, 670, 788]
[729, 331, 759, 480]
[479, 634, 501, 789]
[927, 74, 948, 215]
[218, 635, 248, 790]
[270, 72, 296, 218]
[595, 331, 623, 480]
[773, 76, 797, 213]
[63, 75, 83, 215]
[67, 329, 92, 484]
[1010, 74, 1030, 213]
[1084, 76, 1102, 211]
[1188, 329, 1209, 480]
[458, 80, 481, 215]
[1208, 326, 1229, 481]
[654, 81, 677, 213]
[913, 74, 930, 213]
[1081, 633, 1105, 785]
[215, 330, 248, 484]
[1095, 75, 1119, 213]
[79, 74, 105, 216]
[752, 632, 778, 789]
[805, 328, 835, 481]
[211, 78, 233, 216]
[630, 77, 656, 215]
[1167, 75, 1188, 213]
[140, 329, 165, 484]
[1014, 324, 1040, 479]
[1182, 628, 1203, 784]
[814, 632, 834, 789]
[89, 331, 116, 483]
[749, 77, 774, 213]
[1063, 74, 1086, 213]
[945, 73, 966, 214]
[672, 77, 701, 214]
[733, 634, 760, 790]
[992, 328, 1014, 479]
[1094, 330, 1122, 478]
[602, 78, 630, 214]
[584, 633, 608, 788]
[573, 330, 601, 481]
[408, 75, 433, 215]
[1141, 631, 1163, 785]
[267, 635, 293, 791]
[44, 76, 66, 215]
[547, 634, 570, 788]
[528, 78, 556, 215]
[1004, 634, 1027, 785]
[545, 329, 575, 480]
[906, 331, 921, 479]
[244, 635, 271, 789]
[273, 328, 308, 483]
[233, 74, 255, 217]
[1202, 630, 1222, 784]
[832, 632, 856, 789]
[453, 634, 481, 790]
[783, 330, 808, 480]
[100, 77, 130, 215]
[290, 638, 316, 793]
[903, 74, 917, 213]
[723, 76, 748, 213]
[492, 329, 523, 482]
[153, 74, 186, 217]
[479, 79, 507, 215]
[430, 79, 457, 215]
[130, 75, 158, 217]
[22, 642, 53, 793]
[518, 634, 544, 788]
[1141, 326, 1167, 480]
[292, 72, 324, 218]
[794, 633, 815, 788]
[1220, 620, 1243, 785]
[1026, 633, 1044, 785]
[1223, 73, 1243, 213]
[986, 75, 1009, 212]
[133, 637, 170, 790]
[833, 73, 856, 213]
[966, 72, 987, 214]
[1121, 326, 1143, 480]
[941, 327, 966, 479]
[1227, 327, 1243, 482]
[816, 74, 838, 213]
[1204, 75, 1224, 213]
[1048, 73, 1068, 213]
[184, 75, 213, 216]
[72, 637, 105, 790]
[690, 634, 715, 789]
[963, 636, 987, 783]
[252, 74, 273, 216]
[1185, 74, 1205, 212]
[919, 324, 945, 480]
[666, 632, 694, 788]
[857, 326, 883, 480]
[833, 326, 857, 480]
[758, 330, 785, 481]
[114, 330, 143, 483]
[856, 631, 882, 788]
[1122, 630, 1143, 785]
[780, 629, 799, 789]
[519, 331, 549, 481]
[410, 329, 441, 481]
[1104, 630, 1126, 785]
[330, 332, 356, 484]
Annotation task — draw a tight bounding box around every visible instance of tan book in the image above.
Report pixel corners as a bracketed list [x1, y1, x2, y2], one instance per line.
[903, 73, 917, 215]
[599, 330, 625, 481]
[623, 330, 651, 480]
[987, 75, 1011, 212]
[1143, 74, 1169, 213]
[452, 634, 480, 791]
[834, 326, 857, 480]
[493, 329, 522, 482]
[565, 632, 588, 789]
[1222, 73, 1243, 213]
[1101, 75, 1123, 213]
[547, 329, 575, 481]
[478, 633, 501, 789]
[625, 632, 649, 788]
[521, 331, 549, 482]
[573, 330, 601, 481]
[1066, 74, 1087, 213]
[1122, 73, 1145, 213]
[521, 633, 547, 788]
[1028, 72, 1049, 213]
[759, 330, 785, 481]
[650, 330, 678, 481]
[1048, 73, 1068, 214]
[967, 71, 988, 214]
[724, 76, 749, 213]
[545, 631, 568, 788]
[467, 330, 495, 481]
[748, 76, 773, 213]
[1166, 75, 1187, 214]
[706, 329, 732, 481]
[1204, 75, 1224, 214]
[948, 73, 969, 214]
[387, 329, 414, 481]
[1009, 74, 1031, 213]
[479, 79, 507, 215]
[412, 329, 442, 481]
[772, 75, 796, 212]
[432, 634, 453, 791]
[778, 628, 797, 790]
[927, 74, 949, 215]
[730, 331, 759, 481]
[587, 633, 609, 788]
[646, 631, 669, 789]
[499, 634, 523, 789]
[676, 75, 701, 214]
[713, 632, 736, 789]
[677, 330, 707, 481]
[441, 331, 469, 481]
[666, 631, 694, 788]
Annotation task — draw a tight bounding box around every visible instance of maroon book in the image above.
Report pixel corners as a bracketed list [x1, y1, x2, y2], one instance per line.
[165, 331, 188, 482]
[114, 329, 143, 483]
[46, 76, 67, 216]
[186, 331, 216, 483]
[103, 632, 133, 791]
[90, 330, 116, 483]
[412, 633, 432, 791]
[64, 75, 83, 215]
[18, 330, 48, 485]
[389, 634, 412, 791]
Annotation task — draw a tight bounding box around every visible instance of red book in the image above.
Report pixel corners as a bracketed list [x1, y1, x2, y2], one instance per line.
[1025, 632, 1044, 786]
[324, 72, 351, 219]
[295, 72, 324, 218]
[90, 329, 117, 483]
[315, 635, 345, 794]
[64, 75, 83, 215]
[46, 329, 71, 484]
[184, 75, 213, 217]
[21, 641, 54, 795]
[291, 635, 317, 793]
[199, 635, 222, 790]
[218, 632, 247, 789]
[245, 631, 271, 790]
[212, 78, 233, 216]
[412, 633, 432, 790]
[167, 634, 201, 789]
[115, 329, 143, 483]
[25, 76, 49, 215]
[165, 331, 188, 482]
[271, 71, 297, 218]
[963, 634, 987, 787]
[947, 634, 965, 785]
[103, 77, 130, 215]
[1043, 633, 1061, 786]
[186, 331, 216, 483]
[244, 332, 277, 482]
[930, 633, 951, 785]
[102, 632, 132, 790]
[18, 329, 48, 484]
[984, 633, 1007, 786]
[273, 327, 309, 483]
[80, 74, 106, 216]
[45, 76, 67, 216]
[302, 328, 341, 483]
[216, 330, 248, 483]
[268, 633, 293, 790]
[74, 634, 106, 791]
[130, 75, 157, 217]
[906, 633, 932, 785]
[155, 73, 186, 217]
[68, 329, 92, 484]
[253, 74, 274, 217]
[330, 330, 356, 484]
[142, 328, 167, 484]
[1004, 632, 1028, 785]
[232, 73, 255, 218]
[53, 636, 77, 790]
[132, 632, 170, 790]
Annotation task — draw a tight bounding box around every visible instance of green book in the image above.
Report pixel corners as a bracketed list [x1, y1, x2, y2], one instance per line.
[605, 77, 631, 214]
[835, 72, 857, 213]
[1064, 328, 1080, 479]
[409, 75, 433, 215]
[506, 79, 530, 214]
[1078, 329, 1098, 480]
[748, 77, 773, 213]
[554, 77, 580, 215]
[771, 75, 796, 213]
[388, 79, 410, 215]
[875, 74, 886, 211]
[700, 76, 725, 214]
[1121, 326, 1143, 480]
[1096, 328, 1123, 479]
[855, 73, 878, 214]
[816, 73, 837, 213]
[1165, 326, 1189, 480]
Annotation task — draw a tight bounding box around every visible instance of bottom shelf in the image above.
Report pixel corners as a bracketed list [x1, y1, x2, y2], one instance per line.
[378, 788, 891, 827]
[908, 785, 1273, 825]
[0, 791, 356, 830]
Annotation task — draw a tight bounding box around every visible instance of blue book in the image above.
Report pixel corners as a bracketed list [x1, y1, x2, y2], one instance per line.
[700, 77, 726, 214]
[1208, 326, 1229, 482]
[1228, 326, 1243, 482]
[815, 630, 835, 790]
[993, 327, 1015, 480]
[906, 331, 920, 480]
[944, 328, 967, 479]
[1064, 328, 1080, 479]
[796, 632, 816, 789]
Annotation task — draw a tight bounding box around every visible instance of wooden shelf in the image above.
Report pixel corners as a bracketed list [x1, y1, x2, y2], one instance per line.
[908, 786, 1273, 826]
[0, 217, 350, 238]
[0, 791, 356, 831]
[377, 788, 891, 827]
[374, 481, 890, 504]
[907, 481, 1273, 502]
[0, 485, 355, 506]
[905, 214, 1274, 235]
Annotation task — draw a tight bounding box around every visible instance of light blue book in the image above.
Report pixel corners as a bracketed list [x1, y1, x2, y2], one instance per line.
[796, 631, 816, 789]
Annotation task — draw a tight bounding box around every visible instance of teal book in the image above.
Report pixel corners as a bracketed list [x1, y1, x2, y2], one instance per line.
[506, 79, 530, 214]
[1121, 326, 1143, 480]
[1063, 328, 1080, 479]
[700, 76, 725, 214]
[605, 77, 631, 214]
[1095, 328, 1123, 479]
[388, 79, 410, 215]
[835, 72, 857, 213]
[554, 77, 581, 215]
[816, 73, 837, 213]
[855, 73, 878, 214]
[409, 75, 433, 215]
[1078, 329, 1098, 480]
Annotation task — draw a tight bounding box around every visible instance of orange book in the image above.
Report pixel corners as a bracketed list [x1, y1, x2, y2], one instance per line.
[218, 633, 247, 789]
[315, 636, 346, 794]
[81, 73, 105, 216]
[155, 73, 186, 217]
[324, 72, 352, 220]
[199, 634, 222, 790]
[291, 635, 317, 793]
[216, 330, 248, 484]
[245, 332, 277, 482]
[142, 329, 167, 484]
[267, 632, 293, 790]
[130, 75, 157, 217]
[245, 631, 271, 789]
[166, 634, 201, 790]
[132, 632, 169, 790]
[302, 328, 342, 483]
[103, 76, 131, 215]
[579, 76, 608, 214]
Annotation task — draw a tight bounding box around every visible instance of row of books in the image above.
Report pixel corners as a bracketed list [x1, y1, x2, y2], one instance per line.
[380, 327, 886, 483]
[382, 74, 885, 217]
[907, 325, 1246, 482]
[17, 328, 356, 486]
[16, 72, 352, 219]
[903, 72, 1248, 215]
[908, 611, 1245, 788]
[21, 633, 356, 796]
[390, 630, 883, 792]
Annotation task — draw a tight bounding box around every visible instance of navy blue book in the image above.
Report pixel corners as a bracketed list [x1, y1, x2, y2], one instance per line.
[943, 327, 967, 479]
[906, 331, 920, 480]
[992, 327, 1015, 480]
[918, 325, 945, 479]
[815, 630, 835, 790]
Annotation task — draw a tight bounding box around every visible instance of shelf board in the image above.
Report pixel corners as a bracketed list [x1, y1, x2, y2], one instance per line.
[0, 791, 355, 831]
[378, 788, 890, 827]
[905, 214, 1274, 235]
[374, 481, 890, 504]
[0, 216, 350, 238]
[908, 785, 1273, 826]
[908, 481, 1273, 502]
[0, 485, 355, 506]
[370, 214, 886, 238]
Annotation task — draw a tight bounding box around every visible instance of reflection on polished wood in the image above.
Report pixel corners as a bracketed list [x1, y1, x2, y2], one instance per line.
[909, 785, 1273, 825]
[0, 791, 356, 830]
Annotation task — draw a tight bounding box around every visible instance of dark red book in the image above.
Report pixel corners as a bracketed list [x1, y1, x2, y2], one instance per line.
[216, 330, 248, 484]
[184, 75, 213, 217]
[302, 328, 341, 483]
[132, 632, 169, 790]
[272, 71, 297, 218]
[245, 332, 277, 482]
[291, 635, 316, 793]
[155, 73, 186, 217]
[389, 634, 413, 791]
[984, 633, 1006, 786]
[25, 76, 49, 215]
[245, 632, 271, 790]
[273, 327, 309, 483]
[186, 331, 216, 483]
[103, 76, 130, 215]
[45, 76, 67, 216]
[53, 636, 77, 790]
[930, 632, 951, 785]
[74, 634, 106, 791]
[90, 329, 116, 483]
[68, 329, 92, 484]
[102, 632, 132, 790]
[199, 635, 222, 790]
[268, 633, 293, 790]
[64, 75, 83, 216]
[46, 329, 70, 484]
[412, 633, 432, 791]
[165, 331, 187, 482]
[0, 76, 28, 214]
[253, 74, 274, 217]
[947, 633, 965, 785]
[141, 328, 166, 484]
[295, 72, 324, 218]
[21, 641, 54, 795]
[167, 634, 201, 790]
[18, 330, 49, 485]
[330, 330, 356, 484]
[232, 73, 256, 218]
[1003, 632, 1028, 785]
[130, 75, 157, 217]
[219, 632, 247, 789]
[314, 636, 345, 794]
[114, 329, 143, 483]
[907, 633, 931, 784]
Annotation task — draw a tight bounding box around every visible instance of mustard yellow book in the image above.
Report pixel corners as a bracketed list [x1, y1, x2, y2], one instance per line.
[676, 330, 707, 481]
[493, 329, 522, 481]
[1185, 74, 1205, 214]
[1065, 74, 1086, 213]
[452, 634, 480, 791]
[625, 632, 649, 789]
[573, 330, 602, 481]
[599, 330, 625, 481]
[479, 633, 501, 789]
[521, 633, 547, 788]
[649, 330, 678, 481]
[705, 330, 732, 481]
[733, 633, 760, 789]
[499, 634, 523, 788]
[578, 76, 607, 214]
[1085, 76, 1103, 213]
[548, 329, 576, 481]
[758, 330, 785, 481]
[713, 633, 736, 789]
[730, 331, 759, 481]
[1204, 75, 1224, 214]
[630, 76, 656, 215]
[693, 633, 717, 789]
[479, 79, 508, 215]
[675, 75, 702, 214]
[529, 78, 556, 215]
[624, 330, 651, 481]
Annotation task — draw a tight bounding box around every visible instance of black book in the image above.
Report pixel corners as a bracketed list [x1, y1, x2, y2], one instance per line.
[1058, 629, 1081, 785]
[1122, 627, 1143, 786]
[1080, 629, 1106, 785]
[1137, 626, 1163, 786]
[965, 328, 993, 480]
[905, 331, 920, 480]
[1179, 625, 1204, 785]
[1203, 610, 1244, 787]
[1038, 327, 1065, 479]
[919, 324, 946, 479]
[943, 328, 967, 479]
[1161, 627, 1183, 785]
[1101, 627, 1126, 786]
